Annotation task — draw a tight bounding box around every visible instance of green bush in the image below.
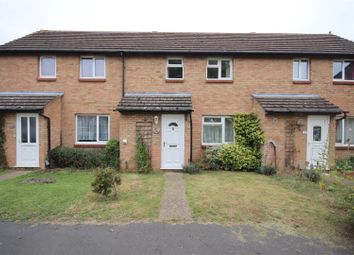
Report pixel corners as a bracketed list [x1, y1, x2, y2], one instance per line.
[91, 167, 121, 196]
[219, 144, 260, 171]
[104, 139, 120, 170]
[182, 163, 202, 174]
[0, 114, 7, 168]
[304, 170, 321, 183]
[257, 165, 277, 176]
[201, 146, 223, 170]
[336, 156, 354, 172]
[136, 135, 151, 173]
[50, 147, 105, 169]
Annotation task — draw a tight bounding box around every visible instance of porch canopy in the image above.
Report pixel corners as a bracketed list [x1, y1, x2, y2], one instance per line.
[253, 93, 343, 114]
[0, 92, 64, 112]
[116, 92, 193, 112]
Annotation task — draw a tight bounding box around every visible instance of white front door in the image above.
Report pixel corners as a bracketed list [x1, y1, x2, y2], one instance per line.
[161, 114, 185, 169]
[306, 115, 330, 167]
[16, 113, 39, 167]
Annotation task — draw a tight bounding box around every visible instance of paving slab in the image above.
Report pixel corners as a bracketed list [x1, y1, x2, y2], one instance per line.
[159, 172, 192, 222]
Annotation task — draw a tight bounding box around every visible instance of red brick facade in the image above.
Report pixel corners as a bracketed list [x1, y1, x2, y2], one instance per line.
[0, 54, 353, 170]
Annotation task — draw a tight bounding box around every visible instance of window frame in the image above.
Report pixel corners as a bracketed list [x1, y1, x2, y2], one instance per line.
[166, 57, 184, 80]
[75, 114, 110, 144]
[80, 56, 106, 79]
[201, 116, 234, 145]
[39, 56, 56, 79]
[206, 58, 233, 80]
[336, 117, 354, 146]
[333, 60, 354, 81]
[293, 58, 310, 81]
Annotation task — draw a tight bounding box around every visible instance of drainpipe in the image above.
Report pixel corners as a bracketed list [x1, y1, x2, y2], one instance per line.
[39, 113, 51, 168]
[121, 52, 125, 97]
[189, 112, 193, 163]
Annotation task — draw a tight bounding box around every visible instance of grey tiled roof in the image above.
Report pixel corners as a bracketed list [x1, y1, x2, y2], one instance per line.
[117, 92, 193, 112]
[1, 30, 354, 55]
[0, 92, 63, 111]
[253, 94, 343, 114]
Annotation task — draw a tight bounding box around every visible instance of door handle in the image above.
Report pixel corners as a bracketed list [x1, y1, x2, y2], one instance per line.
[163, 141, 166, 147]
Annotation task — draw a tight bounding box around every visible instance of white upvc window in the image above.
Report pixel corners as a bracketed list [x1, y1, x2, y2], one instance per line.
[336, 117, 354, 146]
[76, 115, 110, 144]
[166, 58, 184, 79]
[333, 60, 354, 81]
[293, 59, 309, 81]
[39, 56, 56, 78]
[202, 116, 234, 145]
[206, 58, 232, 80]
[80, 56, 106, 79]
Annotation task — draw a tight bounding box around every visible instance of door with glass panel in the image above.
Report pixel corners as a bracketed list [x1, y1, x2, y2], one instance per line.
[16, 114, 39, 167]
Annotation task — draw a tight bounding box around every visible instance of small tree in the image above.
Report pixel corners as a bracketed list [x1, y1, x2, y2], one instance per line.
[104, 139, 120, 170]
[92, 168, 121, 196]
[135, 135, 151, 173]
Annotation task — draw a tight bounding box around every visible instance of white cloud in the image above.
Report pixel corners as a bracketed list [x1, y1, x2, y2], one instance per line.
[0, 0, 353, 44]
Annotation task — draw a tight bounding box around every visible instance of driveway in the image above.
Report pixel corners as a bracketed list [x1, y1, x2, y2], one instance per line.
[0, 222, 352, 255]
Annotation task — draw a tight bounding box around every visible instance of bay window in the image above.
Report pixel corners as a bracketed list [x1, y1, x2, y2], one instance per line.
[202, 116, 234, 145]
[76, 115, 109, 144]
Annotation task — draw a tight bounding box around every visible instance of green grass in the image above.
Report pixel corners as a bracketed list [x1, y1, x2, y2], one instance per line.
[0, 169, 10, 176]
[0, 170, 164, 223]
[184, 171, 354, 242]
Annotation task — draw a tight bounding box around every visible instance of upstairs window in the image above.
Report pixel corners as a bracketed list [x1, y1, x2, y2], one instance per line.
[336, 117, 354, 146]
[166, 58, 184, 79]
[76, 115, 109, 144]
[80, 57, 105, 79]
[202, 116, 234, 145]
[293, 59, 309, 81]
[39, 56, 56, 78]
[206, 59, 232, 80]
[333, 60, 354, 81]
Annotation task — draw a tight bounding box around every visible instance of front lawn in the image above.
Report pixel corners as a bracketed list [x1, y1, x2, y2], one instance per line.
[184, 171, 354, 243]
[0, 169, 9, 176]
[0, 170, 164, 223]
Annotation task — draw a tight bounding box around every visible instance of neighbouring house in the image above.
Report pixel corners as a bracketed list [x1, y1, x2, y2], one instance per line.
[0, 31, 353, 170]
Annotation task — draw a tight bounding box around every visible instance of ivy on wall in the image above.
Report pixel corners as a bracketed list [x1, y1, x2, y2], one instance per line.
[0, 113, 8, 168]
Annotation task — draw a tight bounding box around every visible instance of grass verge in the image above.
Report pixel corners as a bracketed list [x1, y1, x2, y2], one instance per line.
[0, 170, 164, 223]
[184, 171, 354, 243]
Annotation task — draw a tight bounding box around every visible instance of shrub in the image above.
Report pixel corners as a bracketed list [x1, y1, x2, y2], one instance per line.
[201, 146, 223, 170]
[0, 114, 7, 168]
[304, 170, 321, 183]
[91, 167, 121, 196]
[51, 147, 105, 169]
[182, 163, 202, 174]
[218, 143, 260, 171]
[336, 156, 354, 172]
[257, 165, 277, 176]
[136, 135, 151, 173]
[234, 113, 264, 152]
[104, 139, 120, 170]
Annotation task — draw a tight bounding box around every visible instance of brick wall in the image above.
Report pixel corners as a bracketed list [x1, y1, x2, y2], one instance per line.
[0, 54, 353, 169]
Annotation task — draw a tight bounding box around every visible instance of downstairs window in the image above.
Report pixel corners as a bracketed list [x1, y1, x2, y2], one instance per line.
[202, 116, 234, 145]
[76, 115, 109, 144]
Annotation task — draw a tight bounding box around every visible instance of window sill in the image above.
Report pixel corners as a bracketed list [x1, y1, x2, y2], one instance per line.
[206, 80, 233, 83]
[293, 80, 311, 84]
[165, 79, 184, 83]
[335, 146, 354, 150]
[333, 81, 354, 85]
[74, 144, 106, 148]
[79, 78, 106, 82]
[38, 77, 56, 82]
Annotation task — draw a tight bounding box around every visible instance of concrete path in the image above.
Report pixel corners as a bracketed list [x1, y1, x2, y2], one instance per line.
[0, 222, 352, 255]
[159, 172, 192, 222]
[0, 171, 31, 181]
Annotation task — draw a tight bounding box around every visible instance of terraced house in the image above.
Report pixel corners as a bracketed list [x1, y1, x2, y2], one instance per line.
[0, 31, 353, 170]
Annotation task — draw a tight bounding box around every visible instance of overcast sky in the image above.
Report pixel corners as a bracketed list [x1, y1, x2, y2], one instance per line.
[1, 0, 354, 44]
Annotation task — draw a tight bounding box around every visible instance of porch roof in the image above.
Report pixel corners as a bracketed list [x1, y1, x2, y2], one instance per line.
[117, 92, 193, 112]
[0, 92, 64, 111]
[253, 93, 343, 114]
